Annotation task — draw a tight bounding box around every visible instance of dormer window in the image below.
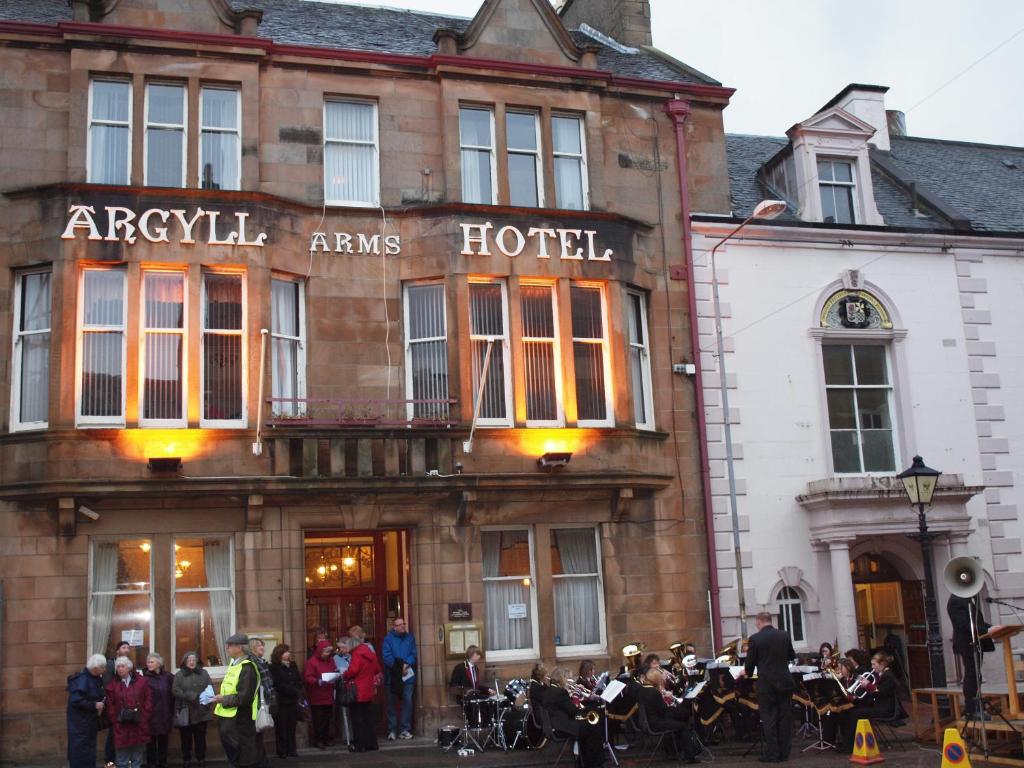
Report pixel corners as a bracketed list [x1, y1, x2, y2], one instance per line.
[817, 159, 856, 224]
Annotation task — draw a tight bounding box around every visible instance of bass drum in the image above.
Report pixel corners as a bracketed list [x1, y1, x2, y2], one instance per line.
[523, 704, 547, 750]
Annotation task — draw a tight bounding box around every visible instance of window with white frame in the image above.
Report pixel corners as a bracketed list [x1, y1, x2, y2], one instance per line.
[11, 270, 51, 430]
[404, 283, 449, 421]
[552, 528, 605, 653]
[506, 111, 542, 207]
[173, 537, 234, 672]
[199, 87, 240, 191]
[627, 291, 654, 429]
[823, 344, 896, 473]
[818, 159, 856, 224]
[552, 114, 587, 210]
[776, 586, 804, 643]
[482, 529, 537, 658]
[570, 283, 612, 426]
[201, 272, 245, 426]
[469, 280, 512, 426]
[140, 271, 186, 427]
[89, 539, 153, 661]
[79, 268, 126, 425]
[145, 83, 187, 188]
[88, 79, 131, 185]
[271, 278, 306, 417]
[460, 106, 496, 205]
[520, 283, 563, 426]
[324, 100, 379, 206]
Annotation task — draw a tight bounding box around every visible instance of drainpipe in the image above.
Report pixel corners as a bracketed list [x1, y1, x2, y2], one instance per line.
[664, 98, 722, 651]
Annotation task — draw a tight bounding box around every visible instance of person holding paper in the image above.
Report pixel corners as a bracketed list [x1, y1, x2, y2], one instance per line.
[303, 641, 337, 749]
[213, 634, 260, 768]
[342, 634, 382, 753]
[172, 652, 213, 768]
[382, 617, 417, 741]
[742, 612, 796, 764]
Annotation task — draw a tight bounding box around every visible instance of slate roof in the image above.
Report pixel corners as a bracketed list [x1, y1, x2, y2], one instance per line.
[725, 133, 1024, 233]
[0, 0, 711, 86]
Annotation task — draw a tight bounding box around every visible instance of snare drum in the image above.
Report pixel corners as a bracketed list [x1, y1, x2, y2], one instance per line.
[504, 679, 529, 710]
[463, 691, 499, 729]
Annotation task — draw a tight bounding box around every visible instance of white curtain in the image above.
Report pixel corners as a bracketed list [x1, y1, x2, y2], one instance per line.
[89, 81, 130, 184]
[91, 543, 118, 655]
[18, 272, 50, 424]
[482, 532, 531, 651]
[627, 294, 648, 425]
[406, 284, 448, 420]
[205, 540, 233, 661]
[146, 84, 185, 188]
[200, 88, 239, 191]
[553, 530, 600, 647]
[552, 116, 584, 210]
[271, 280, 300, 416]
[324, 101, 377, 204]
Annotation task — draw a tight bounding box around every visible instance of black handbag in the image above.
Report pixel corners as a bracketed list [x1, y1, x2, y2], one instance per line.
[336, 679, 357, 706]
[118, 707, 140, 724]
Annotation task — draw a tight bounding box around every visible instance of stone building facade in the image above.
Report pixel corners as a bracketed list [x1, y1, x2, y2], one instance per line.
[0, 0, 733, 760]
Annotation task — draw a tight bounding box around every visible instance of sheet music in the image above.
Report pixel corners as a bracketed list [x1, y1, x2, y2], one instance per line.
[684, 681, 706, 700]
[601, 679, 625, 703]
[729, 666, 745, 679]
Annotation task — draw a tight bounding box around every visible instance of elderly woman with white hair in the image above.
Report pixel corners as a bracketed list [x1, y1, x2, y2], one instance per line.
[104, 656, 153, 768]
[67, 654, 107, 768]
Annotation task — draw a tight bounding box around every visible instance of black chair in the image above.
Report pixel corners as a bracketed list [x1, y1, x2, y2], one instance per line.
[537, 706, 573, 767]
[635, 703, 677, 767]
[869, 697, 908, 752]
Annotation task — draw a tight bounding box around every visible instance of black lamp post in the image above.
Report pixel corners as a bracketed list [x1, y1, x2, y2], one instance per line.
[897, 455, 946, 688]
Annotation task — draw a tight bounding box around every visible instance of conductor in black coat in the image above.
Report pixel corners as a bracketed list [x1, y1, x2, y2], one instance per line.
[742, 612, 796, 763]
[947, 594, 994, 718]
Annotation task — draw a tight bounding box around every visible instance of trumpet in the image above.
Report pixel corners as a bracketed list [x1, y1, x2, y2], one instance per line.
[847, 671, 877, 699]
[566, 678, 596, 706]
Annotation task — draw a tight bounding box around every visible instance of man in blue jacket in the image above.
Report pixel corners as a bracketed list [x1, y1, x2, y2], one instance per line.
[381, 617, 417, 740]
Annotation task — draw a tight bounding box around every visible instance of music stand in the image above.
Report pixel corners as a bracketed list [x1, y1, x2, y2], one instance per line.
[965, 621, 1023, 759]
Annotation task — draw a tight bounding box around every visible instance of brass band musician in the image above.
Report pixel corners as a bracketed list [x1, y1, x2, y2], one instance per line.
[635, 669, 699, 764]
[540, 668, 606, 768]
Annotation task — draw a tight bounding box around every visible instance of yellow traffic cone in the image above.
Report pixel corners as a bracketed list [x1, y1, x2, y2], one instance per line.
[940, 727, 971, 768]
[850, 718, 884, 765]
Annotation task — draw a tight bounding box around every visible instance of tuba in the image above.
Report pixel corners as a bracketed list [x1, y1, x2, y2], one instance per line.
[621, 642, 646, 674]
[715, 641, 738, 665]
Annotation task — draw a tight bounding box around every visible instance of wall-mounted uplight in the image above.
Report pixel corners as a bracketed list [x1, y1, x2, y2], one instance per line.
[537, 451, 572, 470]
[522, 577, 532, 587]
[148, 457, 182, 473]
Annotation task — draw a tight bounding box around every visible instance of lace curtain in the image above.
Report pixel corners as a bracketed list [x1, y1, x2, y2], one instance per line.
[553, 529, 600, 647]
[90, 543, 118, 655]
[205, 540, 233, 661]
[482, 531, 532, 651]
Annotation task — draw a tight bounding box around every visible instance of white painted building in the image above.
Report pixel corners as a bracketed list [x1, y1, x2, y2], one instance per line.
[693, 84, 1024, 688]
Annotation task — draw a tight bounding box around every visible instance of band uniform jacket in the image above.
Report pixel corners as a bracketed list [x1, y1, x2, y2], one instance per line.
[854, 667, 901, 720]
[635, 684, 687, 731]
[948, 594, 994, 654]
[449, 662, 488, 699]
[540, 685, 580, 737]
[743, 625, 796, 693]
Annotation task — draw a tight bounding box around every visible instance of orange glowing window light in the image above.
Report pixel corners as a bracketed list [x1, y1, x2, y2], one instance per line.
[116, 429, 214, 462]
[510, 428, 598, 458]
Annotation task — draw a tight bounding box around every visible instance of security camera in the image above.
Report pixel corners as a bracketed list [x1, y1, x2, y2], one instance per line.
[78, 505, 100, 521]
[455, 462, 463, 475]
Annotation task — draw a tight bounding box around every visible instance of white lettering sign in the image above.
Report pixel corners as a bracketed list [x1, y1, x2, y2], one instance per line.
[309, 231, 401, 255]
[460, 222, 613, 261]
[61, 205, 268, 247]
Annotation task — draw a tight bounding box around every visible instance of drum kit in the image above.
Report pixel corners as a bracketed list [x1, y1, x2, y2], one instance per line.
[439, 679, 546, 754]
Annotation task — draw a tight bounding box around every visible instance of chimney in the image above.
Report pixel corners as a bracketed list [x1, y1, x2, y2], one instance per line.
[886, 110, 906, 138]
[827, 84, 891, 151]
[559, 0, 652, 48]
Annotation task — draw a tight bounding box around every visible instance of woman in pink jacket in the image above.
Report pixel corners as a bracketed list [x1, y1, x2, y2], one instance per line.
[342, 637, 380, 753]
[303, 641, 336, 749]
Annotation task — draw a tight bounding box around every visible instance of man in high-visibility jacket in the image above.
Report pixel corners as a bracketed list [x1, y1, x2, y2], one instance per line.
[213, 634, 260, 768]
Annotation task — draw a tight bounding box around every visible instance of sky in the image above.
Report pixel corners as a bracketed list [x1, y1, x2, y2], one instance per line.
[308, 0, 1024, 147]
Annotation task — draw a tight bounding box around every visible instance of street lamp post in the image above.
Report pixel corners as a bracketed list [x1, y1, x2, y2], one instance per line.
[898, 455, 947, 688]
[709, 199, 787, 639]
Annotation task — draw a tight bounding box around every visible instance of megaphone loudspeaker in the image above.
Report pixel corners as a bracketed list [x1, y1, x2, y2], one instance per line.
[943, 556, 983, 599]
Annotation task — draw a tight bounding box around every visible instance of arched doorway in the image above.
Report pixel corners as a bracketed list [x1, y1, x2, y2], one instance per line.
[851, 553, 929, 688]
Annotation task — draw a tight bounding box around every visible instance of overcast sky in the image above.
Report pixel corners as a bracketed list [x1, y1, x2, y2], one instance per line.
[311, 0, 1024, 147]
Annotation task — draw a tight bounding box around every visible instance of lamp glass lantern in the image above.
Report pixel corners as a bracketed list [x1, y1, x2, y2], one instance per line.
[897, 455, 941, 506]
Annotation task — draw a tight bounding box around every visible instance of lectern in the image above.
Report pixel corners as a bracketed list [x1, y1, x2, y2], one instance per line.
[981, 625, 1023, 717]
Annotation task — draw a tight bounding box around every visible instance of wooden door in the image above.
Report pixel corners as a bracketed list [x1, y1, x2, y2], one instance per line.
[901, 580, 930, 689]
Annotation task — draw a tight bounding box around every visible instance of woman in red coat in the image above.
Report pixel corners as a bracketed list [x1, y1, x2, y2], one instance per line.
[342, 637, 381, 753]
[105, 657, 153, 768]
[303, 641, 337, 749]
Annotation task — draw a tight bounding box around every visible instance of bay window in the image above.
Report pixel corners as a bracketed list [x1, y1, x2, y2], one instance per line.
[145, 83, 187, 188]
[89, 539, 153, 662]
[88, 79, 131, 185]
[570, 283, 612, 426]
[324, 100, 379, 206]
[469, 280, 512, 426]
[11, 270, 51, 430]
[141, 271, 186, 426]
[173, 537, 235, 672]
[78, 268, 126, 426]
[520, 283, 563, 426]
[404, 283, 449, 421]
[271, 278, 306, 417]
[627, 290, 654, 429]
[201, 272, 245, 427]
[506, 111, 542, 207]
[199, 87, 241, 191]
[552, 114, 587, 210]
[482, 529, 538, 659]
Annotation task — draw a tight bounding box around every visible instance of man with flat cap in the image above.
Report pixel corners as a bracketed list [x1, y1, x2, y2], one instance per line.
[213, 634, 260, 768]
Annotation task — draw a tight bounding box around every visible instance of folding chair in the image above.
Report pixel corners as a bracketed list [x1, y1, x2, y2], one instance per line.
[870, 697, 908, 752]
[635, 703, 677, 767]
[538, 706, 573, 767]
